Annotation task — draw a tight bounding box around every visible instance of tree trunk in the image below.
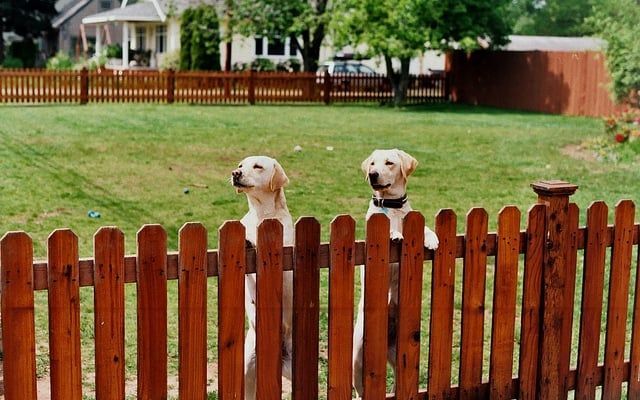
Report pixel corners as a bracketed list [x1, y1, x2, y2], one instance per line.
[0, 16, 4, 64]
[297, 25, 323, 73]
[385, 55, 411, 106]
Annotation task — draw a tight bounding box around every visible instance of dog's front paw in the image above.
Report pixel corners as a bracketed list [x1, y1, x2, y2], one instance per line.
[391, 230, 404, 242]
[424, 229, 439, 250]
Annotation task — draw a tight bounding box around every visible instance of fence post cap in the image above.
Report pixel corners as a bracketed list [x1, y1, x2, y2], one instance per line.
[531, 180, 578, 196]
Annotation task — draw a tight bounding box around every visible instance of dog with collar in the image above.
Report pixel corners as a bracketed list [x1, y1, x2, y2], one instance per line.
[352, 148, 439, 397]
[231, 155, 294, 400]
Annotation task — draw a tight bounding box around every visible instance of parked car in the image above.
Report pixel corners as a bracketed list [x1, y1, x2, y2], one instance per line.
[316, 61, 390, 92]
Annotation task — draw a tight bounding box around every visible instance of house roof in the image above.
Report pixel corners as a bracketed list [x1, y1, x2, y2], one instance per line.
[503, 35, 605, 52]
[82, 1, 163, 24]
[52, 0, 92, 28]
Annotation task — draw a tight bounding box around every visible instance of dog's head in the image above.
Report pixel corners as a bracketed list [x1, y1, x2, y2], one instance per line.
[231, 156, 289, 194]
[361, 149, 418, 194]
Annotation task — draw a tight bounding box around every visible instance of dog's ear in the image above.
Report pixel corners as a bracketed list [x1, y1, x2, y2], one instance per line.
[361, 153, 373, 179]
[396, 149, 418, 179]
[269, 161, 289, 191]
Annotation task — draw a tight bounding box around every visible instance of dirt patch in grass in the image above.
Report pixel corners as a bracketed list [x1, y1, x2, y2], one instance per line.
[561, 143, 598, 162]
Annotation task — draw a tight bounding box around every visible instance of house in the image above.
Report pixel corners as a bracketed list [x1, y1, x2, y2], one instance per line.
[79, 0, 444, 73]
[52, 0, 123, 55]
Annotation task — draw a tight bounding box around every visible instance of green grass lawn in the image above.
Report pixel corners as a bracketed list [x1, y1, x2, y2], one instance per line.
[0, 103, 637, 398]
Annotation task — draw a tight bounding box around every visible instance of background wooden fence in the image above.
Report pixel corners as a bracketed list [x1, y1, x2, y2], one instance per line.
[1, 180, 639, 399]
[446, 50, 621, 117]
[0, 69, 447, 105]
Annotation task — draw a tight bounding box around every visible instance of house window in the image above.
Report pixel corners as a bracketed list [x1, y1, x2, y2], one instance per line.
[155, 25, 166, 53]
[100, 0, 112, 10]
[267, 37, 285, 56]
[135, 26, 146, 50]
[255, 37, 263, 55]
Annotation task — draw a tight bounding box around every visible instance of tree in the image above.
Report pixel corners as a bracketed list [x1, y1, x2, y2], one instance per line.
[179, 5, 221, 71]
[510, 0, 596, 37]
[332, 0, 512, 105]
[588, 0, 640, 103]
[0, 0, 57, 63]
[230, 0, 331, 72]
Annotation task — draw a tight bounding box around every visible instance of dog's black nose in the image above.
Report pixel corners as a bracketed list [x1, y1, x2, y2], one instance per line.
[232, 169, 242, 178]
[368, 172, 379, 182]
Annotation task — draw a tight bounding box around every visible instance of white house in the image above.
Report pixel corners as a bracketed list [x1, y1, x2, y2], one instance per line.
[81, 0, 444, 73]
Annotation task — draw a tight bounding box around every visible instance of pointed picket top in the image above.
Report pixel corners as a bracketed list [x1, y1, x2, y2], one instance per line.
[527, 203, 547, 216]
[587, 200, 609, 219]
[366, 213, 389, 231]
[257, 218, 283, 251]
[498, 205, 521, 220]
[435, 208, 457, 226]
[257, 218, 283, 233]
[219, 220, 245, 237]
[47, 228, 78, 243]
[1, 230, 33, 249]
[179, 222, 207, 239]
[615, 199, 636, 213]
[94, 226, 125, 243]
[330, 214, 356, 232]
[136, 224, 167, 247]
[295, 216, 321, 231]
[466, 207, 488, 223]
[402, 211, 425, 233]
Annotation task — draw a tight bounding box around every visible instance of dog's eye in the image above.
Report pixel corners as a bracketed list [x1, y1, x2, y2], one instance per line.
[253, 164, 263, 169]
[238, 164, 242, 168]
[385, 161, 394, 166]
[370, 162, 374, 166]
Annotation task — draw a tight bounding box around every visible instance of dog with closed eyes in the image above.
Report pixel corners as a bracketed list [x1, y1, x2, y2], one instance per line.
[352, 149, 439, 397]
[231, 155, 293, 400]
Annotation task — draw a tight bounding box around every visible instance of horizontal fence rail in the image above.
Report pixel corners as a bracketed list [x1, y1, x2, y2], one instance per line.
[1, 181, 639, 399]
[0, 69, 448, 105]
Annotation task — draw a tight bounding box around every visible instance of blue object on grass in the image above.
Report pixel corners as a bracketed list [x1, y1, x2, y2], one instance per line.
[87, 210, 101, 218]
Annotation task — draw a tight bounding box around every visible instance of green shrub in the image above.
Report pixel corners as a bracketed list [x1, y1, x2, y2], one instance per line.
[180, 5, 221, 70]
[2, 55, 24, 68]
[159, 49, 180, 70]
[250, 57, 275, 71]
[8, 39, 37, 68]
[46, 52, 74, 70]
[277, 58, 301, 72]
[105, 43, 122, 59]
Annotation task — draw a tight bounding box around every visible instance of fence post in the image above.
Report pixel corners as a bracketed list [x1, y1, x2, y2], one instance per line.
[323, 70, 331, 105]
[80, 68, 88, 104]
[248, 69, 256, 105]
[167, 69, 175, 104]
[531, 180, 578, 400]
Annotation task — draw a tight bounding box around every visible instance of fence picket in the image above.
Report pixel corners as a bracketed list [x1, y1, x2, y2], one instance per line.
[218, 221, 246, 400]
[328, 215, 356, 400]
[292, 217, 321, 400]
[428, 209, 457, 400]
[0, 232, 37, 399]
[459, 208, 489, 400]
[395, 212, 425, 399]
[603, 200, 636, 398]
[178, 223, 208, 399]
[47, 229, 82, 400]
[256, 219, 284, 400]
[576, 201, 609, 400]
[136, 224, 168, 399]
[93, 227, 126, 400]
[362, 213, 390, 399]
[630, 224, 640, 398]
[489, 206, 521, 399]
[518, 204, 546, 400]
[560, 203, 580, 397]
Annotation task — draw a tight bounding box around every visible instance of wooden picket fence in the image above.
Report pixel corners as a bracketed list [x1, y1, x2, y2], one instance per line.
[0, 68, 447, 105]
[1, 180, 639, 399]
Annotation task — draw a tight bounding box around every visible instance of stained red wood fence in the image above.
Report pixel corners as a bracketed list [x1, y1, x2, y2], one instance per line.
[0, 69, 447, 105]
[1, 180, 639, 399]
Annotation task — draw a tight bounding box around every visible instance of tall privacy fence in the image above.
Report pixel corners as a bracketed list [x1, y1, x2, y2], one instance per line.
[0, 69, 447, 105]
[1, 180, 639, 399]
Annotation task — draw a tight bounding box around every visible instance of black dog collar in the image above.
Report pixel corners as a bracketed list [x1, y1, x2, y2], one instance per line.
[372, 194, 407, 209]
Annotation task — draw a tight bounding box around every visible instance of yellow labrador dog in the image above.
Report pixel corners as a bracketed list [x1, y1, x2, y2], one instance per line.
[231, 156, 294, 400]
[352, 149, 439, 397]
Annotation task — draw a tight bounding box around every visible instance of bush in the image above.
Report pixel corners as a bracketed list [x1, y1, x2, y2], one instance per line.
[8, 39, 37, 68]
[277, 58, 301, 72]
[105, 43, 122, 59]
[159, 50, 180, 70]
[589, 0, 640, 104]
[2, 55, 24, 68]
[180, 5, 221, 70]
[46, 52, 74, 70]
[251, 57, 275, 71]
